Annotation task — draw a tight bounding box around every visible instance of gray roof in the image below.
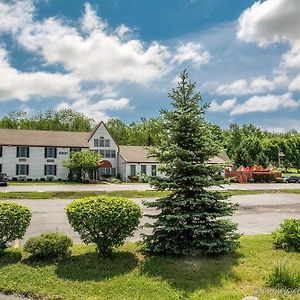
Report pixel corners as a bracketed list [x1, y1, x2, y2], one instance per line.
[119, 145, 230, 164]
[119, 146, 157, 163]
[0, 128, 90, 148]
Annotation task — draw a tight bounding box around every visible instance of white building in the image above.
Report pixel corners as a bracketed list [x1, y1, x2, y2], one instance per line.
[0, 122, 229, 182]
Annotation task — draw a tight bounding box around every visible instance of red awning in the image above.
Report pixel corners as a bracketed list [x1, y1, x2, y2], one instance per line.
[100, 160, 112, 168]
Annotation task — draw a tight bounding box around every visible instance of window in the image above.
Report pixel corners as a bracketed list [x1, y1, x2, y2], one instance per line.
[111, 150, 116, 158]
[0, 164, 2, 173]
[94, 139, 99, 147]
[105, 139, 110, 147]
[99, 149, 105, 156]
[44, 165, 57, 176]
[16, 164, 29, 175]
[99, 137, 105, 147]
[100, 168, 116, 177]
[141, 165, 147, 174]
[0, 146, 2, 157]
[45, 147, 57, 158]
[130, 165, 136, 176]
[70, 147, 81, 153]
[17, 146, 29, 158]
[105, 149, 111, 158]
[151, 165, 157, 176]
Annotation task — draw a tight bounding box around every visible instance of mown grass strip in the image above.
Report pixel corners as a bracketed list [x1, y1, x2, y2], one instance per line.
[0, 189, 299, 200]
[0, 235, 299, 300]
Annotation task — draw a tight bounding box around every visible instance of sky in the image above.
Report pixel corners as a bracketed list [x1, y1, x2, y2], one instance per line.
[0, 0, 299, 132]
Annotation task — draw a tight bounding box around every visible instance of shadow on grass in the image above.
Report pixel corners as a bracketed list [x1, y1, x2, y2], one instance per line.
[0, 249, 22, 267]
[55, 251, 139, 281]
[140, 252, 241, 294]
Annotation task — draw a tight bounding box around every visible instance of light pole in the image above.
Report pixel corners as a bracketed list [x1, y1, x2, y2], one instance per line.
[278, 151, 285, 168]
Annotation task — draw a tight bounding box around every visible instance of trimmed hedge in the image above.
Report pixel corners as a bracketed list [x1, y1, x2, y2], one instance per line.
[24, 232, 73, 259]
[66, 196, 141, 256]
[0, 202, 32, 251]
[272, 219, 300, 252]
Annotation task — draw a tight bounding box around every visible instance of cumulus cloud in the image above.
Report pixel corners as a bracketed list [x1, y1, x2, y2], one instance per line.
[0, 47, 80, 101]
[289, 75, 300, 91]
[172, 42, 210, 68]
[231, 93, 300, 116]
[237, 0, 300, 68]
[56, 97, 130, 122]
[215, 74, 288, 95]
[209, 98, 237, 112]
[0, 1, 209, 86]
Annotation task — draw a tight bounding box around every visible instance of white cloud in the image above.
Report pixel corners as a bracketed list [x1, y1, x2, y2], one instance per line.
[215, 79, 249, 95]
[56, 97, 130, 122]
[237, 0, 300, 68]
[215, 74, 288, 95]
[231, 93, 300, 116]
[0, 0, 33, 34]
[237, 0, 300, 45]
[209, 98, 237, 112]
[0, 47, 80, 101]
[172, 42, 210, 68]
[0, 1, 209, 86]
[289, 74, 300, 91]
[81, 3, 106, 33]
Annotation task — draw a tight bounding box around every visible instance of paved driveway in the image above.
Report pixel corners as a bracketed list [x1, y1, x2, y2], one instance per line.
[4, 193, 300, 246]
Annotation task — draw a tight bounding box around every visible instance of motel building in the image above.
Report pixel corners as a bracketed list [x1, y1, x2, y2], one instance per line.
[0, 122, 229, 182]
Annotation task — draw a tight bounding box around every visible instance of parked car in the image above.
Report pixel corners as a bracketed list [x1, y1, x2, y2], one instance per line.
[0, 173, 8, 186]
[284, 175, 300, 183]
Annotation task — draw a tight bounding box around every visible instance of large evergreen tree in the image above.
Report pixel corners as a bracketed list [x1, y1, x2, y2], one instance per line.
[142, 71, 239, 256]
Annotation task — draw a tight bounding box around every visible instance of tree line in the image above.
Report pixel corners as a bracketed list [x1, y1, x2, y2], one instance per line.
[0, 109, 299, 171]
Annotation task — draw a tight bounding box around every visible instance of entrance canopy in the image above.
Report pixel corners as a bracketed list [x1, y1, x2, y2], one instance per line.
[100, 160, 112, 168]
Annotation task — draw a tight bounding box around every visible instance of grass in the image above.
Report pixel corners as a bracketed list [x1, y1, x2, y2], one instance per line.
[0, 189, 300, 200]
[0, 235, 300, 300]
[267, 263, 300, 289]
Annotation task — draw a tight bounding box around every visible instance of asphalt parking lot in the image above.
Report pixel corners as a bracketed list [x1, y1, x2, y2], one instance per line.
[5, 193, 300, 246]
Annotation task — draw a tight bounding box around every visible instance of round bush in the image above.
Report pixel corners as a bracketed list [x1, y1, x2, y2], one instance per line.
[66, 196, 142, 256]
[272, 219, 300, 252]
[0, 202, 32, 251]
[24, 232, 73, 259]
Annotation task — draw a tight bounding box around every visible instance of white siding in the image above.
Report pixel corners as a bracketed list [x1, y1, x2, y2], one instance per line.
[123, 162, 162, 182]
[0, 146, 70, 180]
[88, 123, 119, 171]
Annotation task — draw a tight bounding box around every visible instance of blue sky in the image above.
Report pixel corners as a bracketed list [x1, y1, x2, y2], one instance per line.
[0, 0, 299, 132]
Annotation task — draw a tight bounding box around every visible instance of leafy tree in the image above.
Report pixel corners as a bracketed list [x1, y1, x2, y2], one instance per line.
[234, 147, 252, 167]
[142, 71, 239, 256]
[0, 109, 92, 132]
[63, 151, 102, 180]
[256, 152, 269, 168]
[240, 137, 262, 162]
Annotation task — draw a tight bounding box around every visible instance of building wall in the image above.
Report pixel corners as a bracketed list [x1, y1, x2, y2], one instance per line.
[0, 146, 71, 180]
[122, 162, 161, 182]
[88, 123, 119, 178]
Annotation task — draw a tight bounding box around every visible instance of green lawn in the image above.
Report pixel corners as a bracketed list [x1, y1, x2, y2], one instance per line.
[0, 189, 300, 200]
[0, 235, 299, 300]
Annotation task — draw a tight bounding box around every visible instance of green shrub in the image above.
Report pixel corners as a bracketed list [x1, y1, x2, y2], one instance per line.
[110, 178, 123, 184]
[24, 232, 73, 259]
[267, 263, 300, 288]
[0, 202, 32, 252]
[128, 175, 139, 182]
[275, 177, 285, 183]
[66, 196, 141, 256]
[272, 219, 300, 252]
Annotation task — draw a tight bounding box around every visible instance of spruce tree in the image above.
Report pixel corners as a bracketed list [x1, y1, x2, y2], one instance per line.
[142, 70, 239, 256]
